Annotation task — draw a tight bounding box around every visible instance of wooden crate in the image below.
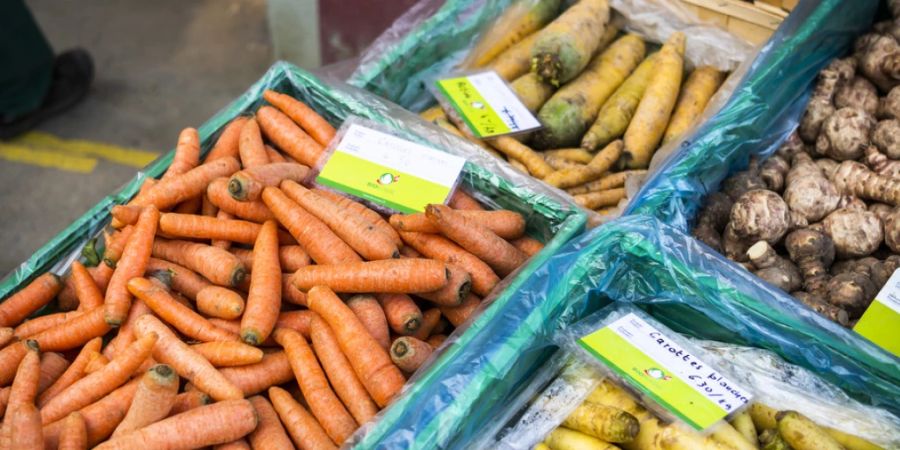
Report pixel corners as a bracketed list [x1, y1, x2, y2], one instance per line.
[676, 0, 790, 45]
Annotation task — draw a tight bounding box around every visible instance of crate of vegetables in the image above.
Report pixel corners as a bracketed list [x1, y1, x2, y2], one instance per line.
[0, 62, 586, 448]
[342, 0, 755, 217]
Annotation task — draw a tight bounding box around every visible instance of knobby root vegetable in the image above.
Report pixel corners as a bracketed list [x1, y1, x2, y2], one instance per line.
[463, 0, 561, 68]
[692, 192, 733, 252]
[833, 160, 900, 205]
[821, 208, 883, 258]
[730, 190, 804, 244]
[834, 76, 879, 115]
[879, 85, 900, 119]
[747, 241, 802, 293]
[723, 223, 752, 263]
[815, 107, 875, 161]
[873, 119, 900, 159]
[721, 164, 766, 201]
[798, 57, 856, 142]
[865, 145, 900, 179]
[662, 66, 726, 145]
[825, 272, 876, 316]
[759, 154, 790, 192]
[530, 0, 611, 86]
[561, 402, 639, 443]
[776, 411, 844, 450]
[785, 229, 835, 297]
[854, 32, 900, 92]
[783, 153, 839, 222]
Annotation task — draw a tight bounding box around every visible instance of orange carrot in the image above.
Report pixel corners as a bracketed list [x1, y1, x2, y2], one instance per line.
[58, 411, 87, 450]
[268, 386, 337, 450]
[232, 245, 310, 273]
[448, 190, 484, 210]
[105, 205, 159, 325]
[14, 311, 81, 339]
[152, 239, 247, 287]
[37, 352, 70, 395]
[262, 186, 360, 264]
[134, 315, 242, 401]
[416, 263, 472, 306]
[265, 144, 287, 163]
[211, 209, 234, 250]
[399, 231, 499, 296]
[4, 339, 40, 419]
[207, 177, 275, 223]
[510, 236, 544, 256]
[256, 105, 324, 167]
[307, 286, 405, 407]
[217, 351, 293, 396]
[109, 205, 142, 229]
[206, 117, 249, 162]
[238, 117, 269, 169]
[93, 399, 258, 450]
[145, 259, 210, 302]
[390, 209, 526, 239]
[102, 226, 135, 268]
[42, 379, 139, 448]
[127, 277, 238, 343]
[58, 265, 113, 312]
[292, 259, 448, 293]
[190, 342, 264, 367]
[264, 89, 336, 146]
[0, 273, 61, 327]
[390, 337, 434, 373]
[196, 286, 245, 320]
[100, 299, 151, 361]
[427, 334, 447, 348]
[313, 188, 402, 247]
[71, 261, 103, 311]
[427, 204, 527, 277]
[40, 333, 157, 424]
[173, 196, 203, 214]
[0, 327, 12, 348]
[377, 293, 423, 335]
[163, 127, 201, 180]
[38, 337, 103, 407]
[346, 295, 390, 350]
[282, 277, 308, 306]
[157, 212, 264, 244]
[241, 220, 282, 345]
[9, 403, 42, 449]
[169, 391, 211, 416]
[247, 395, 294, 449]
[282, 180, 399, 260]
[215, 438, 251, 449]
[131, 157, 240, 213]
[412, 308, 441, 341]
[309, 314, 379, 424]
[399, 245, 422, 258]
[227, 162, 310, 202]
[275, 310, 314, 338]
[440, 294, 481, 326]
[274, 328, 358, 444]
[83, 352, 109, 375]
[202, 193, 218, 217]
[111, 364, 178, 437]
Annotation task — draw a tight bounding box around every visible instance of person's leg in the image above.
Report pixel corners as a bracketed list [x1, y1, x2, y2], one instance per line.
[0, 0, 55, 119]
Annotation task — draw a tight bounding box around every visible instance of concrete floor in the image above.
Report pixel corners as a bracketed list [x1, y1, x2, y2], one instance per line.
[0, 0, 273, 275]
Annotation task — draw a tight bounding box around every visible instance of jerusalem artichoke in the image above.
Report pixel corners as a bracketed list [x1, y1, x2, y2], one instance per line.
[692, 192, 733, 252]
[783, 153, 839, 222]
[730, 189, 804, 244]
[747, 241, 802, 292]
[833, 160, 900, 205]
[798, 58, 856, 142]
[878, 85, 900, 119]
[872, 119, 900, 159]
[792, 291, 849, 325]
[814, 107, 875, 161]
[785, 229, 835, 297]
[854, 32, 900, 92]
[834, 76, 879, 115]
[826, 272, 876, 317]
[821, 208, 884, 258]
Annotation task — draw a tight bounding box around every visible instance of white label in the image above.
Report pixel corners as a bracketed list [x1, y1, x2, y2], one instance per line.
[873, 269, 900, 313]
[435, 71, 542, 138]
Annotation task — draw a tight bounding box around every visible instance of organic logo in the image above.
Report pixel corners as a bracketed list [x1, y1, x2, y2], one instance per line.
[376, 173, 400, 185]
[644, 368, 671, 381]
[470, 100, 485, 110]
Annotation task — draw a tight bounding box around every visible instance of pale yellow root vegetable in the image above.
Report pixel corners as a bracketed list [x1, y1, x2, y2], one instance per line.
[562, 402, 639, 443]
[777, 411, 844, 450]
[594, 207, 617, 216]
[488, 136, 554, 178]
[530, 0, 612, 86]
[511, 73, 557, 113]
[419, 106, 446, 122]
[544, 148, 594, 163]
[824, 427, 886, 450]
[748, 403, 778, 431]
[544, 140, 623, 188]
[507, 157, 531, 174]
[586, 381, 664, 450]
[661, 66, 726, 145]
[487, 33, 540, 81]
[546, 156, 585, 170]
[760, 429, 791, 450]
[566, 170, 645, 195]
[464, 0, 562, 68]
[433, 117, 504, 159]
[728, 410, 758, 447]
[582, 53, 658, 151]
[657, 423, 729, 450]
[545, 427, 621, 450]
[709, 421, 757, 450]
[535, 443, 551, 450]
[574, 188, 626, 209]
[622, 32, 686, 169]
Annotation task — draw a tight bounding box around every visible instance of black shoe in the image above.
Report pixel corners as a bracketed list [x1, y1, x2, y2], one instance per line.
[0, 48, 94, 140]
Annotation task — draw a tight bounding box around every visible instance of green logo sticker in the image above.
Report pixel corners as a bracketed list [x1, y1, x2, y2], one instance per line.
[435, 72, 541, 138]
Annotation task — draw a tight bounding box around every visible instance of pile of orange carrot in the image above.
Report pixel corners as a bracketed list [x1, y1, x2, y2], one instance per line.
[0, 89, 543, 449]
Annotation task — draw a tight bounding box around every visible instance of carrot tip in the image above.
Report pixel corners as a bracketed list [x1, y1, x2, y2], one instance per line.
[151, 363, 175, 378]
[227, 178, 247, 201]
[24, 339, 40, 352]
[104, 314, 124, 327]
[102, 258, 117, 269]
[392, 341, 410, 357]
[240, 330, 261, 346]
[230, 267, 248, 288]
[404, 318, 421, 335]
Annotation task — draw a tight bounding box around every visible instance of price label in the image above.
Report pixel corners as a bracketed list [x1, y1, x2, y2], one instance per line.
[434, 71, 541, 138]
[315, 123, 465, 214]
[578, 313, 753, 431]
[854, 269, 900, 356]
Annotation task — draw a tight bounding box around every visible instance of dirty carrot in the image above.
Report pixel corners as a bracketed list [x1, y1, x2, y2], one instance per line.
[292, 258, 449, 293]
[390, 337, 434, 373]
[238, 117, 269, 168]
[228, 162, 309, 202]
[41, 379, 140, 448]
[262, 186, 361, 265]
[169, 391, 211, 416]
[313, 189, 402, 246]
[111, 364, 178, 437]
[105, 205, 159, 326]
[565, 170, 643, 195]
[399, 231, 499, 296]
[510, 236, 545, 256]
[488, 136, 554, 178]
[196, 286, 245, 320]
[207, 177, 276, 223]
[264, 90, 337, 146]
[217, 351, 294, 396]
[14, 311, 81, 339]
[427, 204, 527, 277]
[232, 245, 310, 273]
[544, 140, 624, 188]
[346, 295, 391, 350]
[662, 66, 725, 145]
[269, 386, 337, 450]
[544, 148, 594, 163]
[38, 337, 103, 407]
[133, 315, 243, 401]
[417, 263, 472, 306]
[240, 220, 281, 346]
[9, 403, 42, 450]
[574, 187, 626, 209]
[448, 190, 485, 211]
[412, 308, 442, 341]
[440, 294, 481, 327]
[256, 105, 324, 167]
[486, 32, 539, 81]
[390, 209, 526, 239]
[190, 342, 264, 367]
[307, 286, 406, 407]
[377, 293, 423, 335]
[127, 277, 238, 343]
[131, 157, 240, 212]
[274, 328, 358, 444]
[248, 395, 294, 449]
[0, 272, 61, 327]
[152, 239, 247, 287]
[163, 127, 201, 180]
[58, 412, 87, 450]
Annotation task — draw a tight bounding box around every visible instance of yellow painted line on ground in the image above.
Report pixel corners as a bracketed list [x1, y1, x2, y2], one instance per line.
[0, 143, 98, 173]
[14, 131, 159, 168]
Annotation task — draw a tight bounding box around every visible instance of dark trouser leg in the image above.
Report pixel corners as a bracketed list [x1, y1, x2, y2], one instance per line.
[0, 0, 54, 119]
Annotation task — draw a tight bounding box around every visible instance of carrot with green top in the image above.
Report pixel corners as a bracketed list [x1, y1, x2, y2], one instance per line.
[417, 263, 472, 306]
[263, 90, 336, 146]
[196, 286, 245, 320]
[510, 236, 545, 256]
[346, 295, 390, 350]
[282, 180, 399, 260]
[307, 286, 406, 407]
[269, 386, 337, 450]
[313, 188, 402, 246]
[440, 294, 481, 326]
[427, 204, 527, 277]
[391, 209, 525, 239]
[274, 328, 358, 444]
[207, 177, 276, 223]
[262, 186, 360, 265]
[190, 342, 264, 367]
[129, 157, 240, 212]
[218, 351, 294, 396]
[661, 66, 725, 145]
[292, 258, 449, 293]
[241, 220, 282, 345]
[622, 32, 686, 169]
[0, 272, 61, 327]
[41, 379, 140, 449]
[111, 364, 179, 437]
[163, 127, 201, 180]
[248, 395, 294, 450]
[206, 117, 248, 162]
[399, 231, 499, 296]
[256, 105, 324, 167]
[390, 337, 434, 373]
[238, 117, 269, 169]
[232, 245, 310, 273]
[58, 411, 87, 450]
[544, 140, 623, 188]
[488, 136, 554, 178]
[530, 0, 611, 85]
[127, 277, 238, 342]
[152, 239, 247, 287]
[105, 205, 158, 325]
[228, 162, 309, 202]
